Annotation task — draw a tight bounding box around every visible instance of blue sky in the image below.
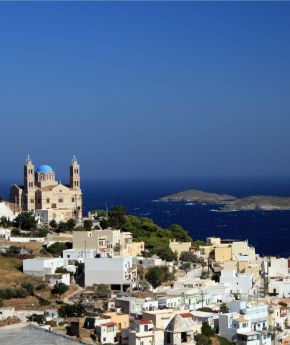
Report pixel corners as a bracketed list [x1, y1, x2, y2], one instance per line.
[0, 2, 290, 182]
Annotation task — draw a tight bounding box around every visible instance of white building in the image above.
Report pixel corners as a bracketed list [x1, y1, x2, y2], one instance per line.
[220, 269, 254, 297]
[219, 313, 271, 345]
[84, 257, 137, 289]
[229, 300, 268, 332]
[262, 258, 289, 278]
[157, 296, 182, 309]
[0, 307, 14, 320]
[115, 297, 158, 315]
[95, 322, 118, 344]
[268, 278, 290, 297]
[0, 202, 17, 221]
[23, 257, 65, 277]
[0, 228, 11, 240]
[63, 248, 99, 262]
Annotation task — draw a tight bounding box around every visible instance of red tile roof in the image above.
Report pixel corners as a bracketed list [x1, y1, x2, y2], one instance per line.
[101, 322, 117, 327]
[179, 313, 193, 318]
[136, 320, 152, 325]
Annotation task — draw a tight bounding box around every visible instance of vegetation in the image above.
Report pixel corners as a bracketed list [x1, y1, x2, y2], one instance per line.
[83, 219, 93, 231]
[180, 262, 191, 272]
[27, 313, 44, 324]
[201, 321, 216, 337]
[13, 212, 38, 230]
[45, 242, 72, 256]
[0, 282, 34, 300]
[179, 251, 201, 263]
[58, 303, 85, 317]
[195, 334, 211, 345]
[51, 283, 69, 295]
[279, 302, 287, 307]
[216, 336, 232, 345]
[197, 307, 214, 313]
[11, 228, 48, 238]
[219, 303, 229, 313]
[145, 266, 175, 288]
[0, 216, 12, 227]
[55, 267, 70, 274]
[49, 219, 58, 229]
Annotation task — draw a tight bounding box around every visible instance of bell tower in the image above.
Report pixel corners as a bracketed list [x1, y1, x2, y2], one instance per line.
[24, 154, 35, 192]
[24, 154, 35, 211]
[70, 155, 80, 189]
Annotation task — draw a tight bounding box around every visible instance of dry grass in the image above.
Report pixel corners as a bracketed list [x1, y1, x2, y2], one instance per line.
[0, 238, 43, 251]
[3, 296, 40, 309]
[0, 255, 41, 289]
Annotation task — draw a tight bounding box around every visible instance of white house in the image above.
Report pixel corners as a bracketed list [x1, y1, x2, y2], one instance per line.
[0, 228, 11, 240]
[262, 257, 289, 278]
[84, 257, 137, 289]
[23, 257, 65, 277]
[95, 322, 118, 344]
[63, 248, 99, 262]
[0, 307, 14, 320]
[220, 269, 254, 297]
[229, 300, 268, 332]
[157, 296, 183, 309]
[219, 313, 271, 345]
[268, 278, 290, 297]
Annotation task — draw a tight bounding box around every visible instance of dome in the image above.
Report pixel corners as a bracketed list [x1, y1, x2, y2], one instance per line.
[36, 165, 54, 173]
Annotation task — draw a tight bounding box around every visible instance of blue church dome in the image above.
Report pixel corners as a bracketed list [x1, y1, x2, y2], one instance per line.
[36, 165, 54, 173]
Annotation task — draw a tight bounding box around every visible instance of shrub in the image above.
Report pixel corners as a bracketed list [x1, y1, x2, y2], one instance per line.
[51, 283, 69, 295]
[58, 304, 85, 318]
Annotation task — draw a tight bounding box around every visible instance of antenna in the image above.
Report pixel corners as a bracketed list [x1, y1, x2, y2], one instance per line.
[105, 202, 109, 218]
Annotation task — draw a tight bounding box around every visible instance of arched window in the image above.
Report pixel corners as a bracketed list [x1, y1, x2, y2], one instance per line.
[58, 197, 64, 203]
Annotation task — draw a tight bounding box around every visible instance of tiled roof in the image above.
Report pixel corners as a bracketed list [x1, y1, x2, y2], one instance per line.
[101, 322, 117, 327]
[136, 320, 152, 325]
[179, 313, 193, 318]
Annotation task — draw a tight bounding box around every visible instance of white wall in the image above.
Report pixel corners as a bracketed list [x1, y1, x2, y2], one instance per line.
[84, 257, 136, 287]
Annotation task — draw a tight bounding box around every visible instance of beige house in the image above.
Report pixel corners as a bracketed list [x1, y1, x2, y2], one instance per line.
[9, 155, 82, 223]
[102, 311, 129, 332]
[169, 240, 192, 258]
[73, 229, 144, 256]
[199, 237, 257, 268]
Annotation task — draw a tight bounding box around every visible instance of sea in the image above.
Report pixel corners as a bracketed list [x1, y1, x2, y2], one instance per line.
[1, 177, 290, 257]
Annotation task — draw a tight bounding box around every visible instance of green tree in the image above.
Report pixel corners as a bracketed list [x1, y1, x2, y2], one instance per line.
[13, 211, 37, 230]
[179, 251, 201, 263]
[168, 224, 191, 242]
[49, 219, 58, 229]
[21, 282, 34, 295]
[201, 321, 215, 337]
[180, 262, 191, 272]
[46, 242, 70, 256]
[28, 314, 44, 324]
[55, 267, 70, 274]
[66, 218, 76, 231]
[83, 219, 93, 231]
[108, 205, 126, 229]
[220, 303, 229, 313]
[145, 266, 174, 288]
[154, 246, 176, 262]
[51, 283, 69, 295]
[58, 304, 85, 318]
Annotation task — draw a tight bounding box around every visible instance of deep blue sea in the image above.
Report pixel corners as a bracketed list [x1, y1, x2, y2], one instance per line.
[1, 177, 290, 257]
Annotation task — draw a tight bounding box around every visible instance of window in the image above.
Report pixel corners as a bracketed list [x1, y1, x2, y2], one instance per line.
[47, 198, 50, 203]
[30, 199, 34, 203]
[58, 197, 64, 203]
[72, 197, 75, 202]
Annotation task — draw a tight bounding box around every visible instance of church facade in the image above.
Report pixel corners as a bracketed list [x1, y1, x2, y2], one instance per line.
[9, 156, 82, 223]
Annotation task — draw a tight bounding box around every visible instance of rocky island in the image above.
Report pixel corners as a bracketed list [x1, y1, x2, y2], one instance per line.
[159, 189, 290, 211]
[159, 189, 236, 203]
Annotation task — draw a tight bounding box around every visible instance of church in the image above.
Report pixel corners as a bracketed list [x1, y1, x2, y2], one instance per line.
[9, 155, 82, 224]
